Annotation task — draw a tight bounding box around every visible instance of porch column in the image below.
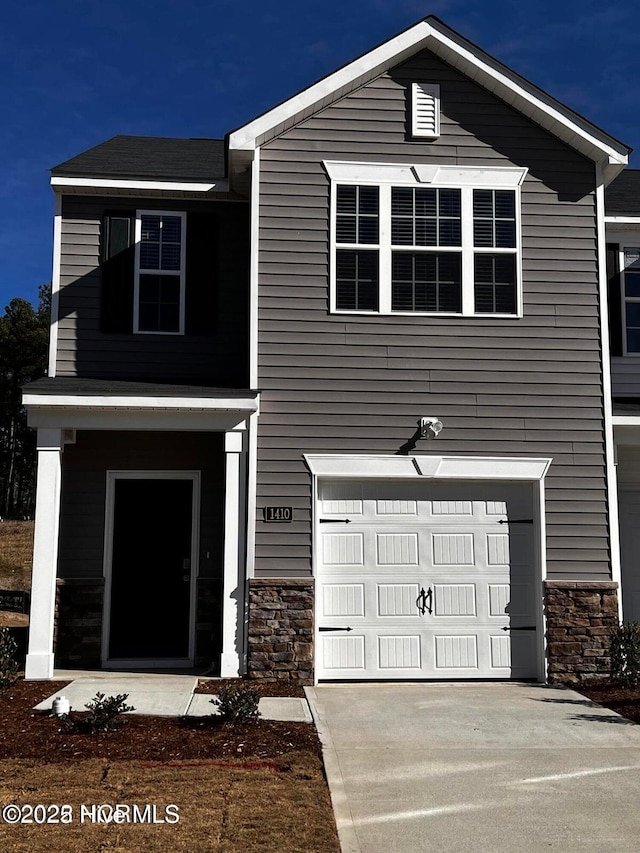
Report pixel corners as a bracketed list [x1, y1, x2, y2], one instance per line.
[220, 428, 246, 677]
[25, 428, 63, 679]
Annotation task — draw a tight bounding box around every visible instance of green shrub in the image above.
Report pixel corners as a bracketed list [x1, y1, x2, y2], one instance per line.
[0, 627, 19, 690]
[211, 683, 261, 725]
[62, 691, 135, 733]
[610, 622, 640, 687]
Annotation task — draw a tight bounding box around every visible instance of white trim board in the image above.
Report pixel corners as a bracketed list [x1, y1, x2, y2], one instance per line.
[323, 161, 527, 187]
[596, 166, 622, 620]
[101, 470, 201, 668]
[47, 194, 62, 378]
[51, 176, 228, 193]
[23, 393, 259, 411]
[228, 16, 628, 175]
[304, 454, 551, 481]
[308, 462, 548, 683]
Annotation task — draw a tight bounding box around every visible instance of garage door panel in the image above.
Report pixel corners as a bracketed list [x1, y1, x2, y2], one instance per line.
[322, 634, 365, 670]
[431, 532, 475, 566]
[434, 635, 478, 669]
[317, 480, 538, 680]
[433, 584, 477, 616]
[378, 583, 420, 617]
[377, 533, 419, 565]
[322, 583, 365, 617]
[378, 635, 422, 669]
[322, 532, 364, 565]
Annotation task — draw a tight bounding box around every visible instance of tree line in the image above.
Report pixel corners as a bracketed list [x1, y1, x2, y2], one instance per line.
[0, 285, 50, 518]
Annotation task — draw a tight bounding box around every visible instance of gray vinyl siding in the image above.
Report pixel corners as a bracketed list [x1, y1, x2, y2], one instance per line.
[56, 197, 249, 386]
[255, 48, 609, 581]
[57, 431, 224, 581]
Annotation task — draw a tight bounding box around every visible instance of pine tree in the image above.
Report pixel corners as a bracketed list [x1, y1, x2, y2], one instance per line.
[0, 285, 50, 517]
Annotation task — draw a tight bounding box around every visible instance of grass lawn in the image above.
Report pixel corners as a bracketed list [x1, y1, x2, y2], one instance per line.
[0, 681, 340, 852]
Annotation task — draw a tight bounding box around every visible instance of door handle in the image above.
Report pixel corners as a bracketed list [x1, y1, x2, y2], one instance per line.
[417, 586, 433, 616]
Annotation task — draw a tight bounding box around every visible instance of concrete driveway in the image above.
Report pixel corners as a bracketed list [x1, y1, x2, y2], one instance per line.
[306, 682, 640, 853]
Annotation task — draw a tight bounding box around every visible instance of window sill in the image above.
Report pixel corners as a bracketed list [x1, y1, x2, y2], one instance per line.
[330, 309, 523, 319]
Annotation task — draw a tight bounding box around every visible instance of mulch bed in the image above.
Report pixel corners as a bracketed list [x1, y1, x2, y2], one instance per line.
[578, 679, 640, 724]
[195, 677, 306, 698]
[0, 680, 321, 765]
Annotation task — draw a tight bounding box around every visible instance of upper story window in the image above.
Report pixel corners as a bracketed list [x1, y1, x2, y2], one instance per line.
[327, 162, 525, 318]
[134, 212, 186, 334]
[622, 246, 640, 354]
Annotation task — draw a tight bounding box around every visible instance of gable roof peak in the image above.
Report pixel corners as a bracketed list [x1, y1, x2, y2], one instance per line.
[228, 15, 629, 182]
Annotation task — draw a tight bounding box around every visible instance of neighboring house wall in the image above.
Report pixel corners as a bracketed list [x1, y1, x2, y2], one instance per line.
[55, 196, 250, 386]
[254, 47, 609, 582]
[55, 430, 225, 666]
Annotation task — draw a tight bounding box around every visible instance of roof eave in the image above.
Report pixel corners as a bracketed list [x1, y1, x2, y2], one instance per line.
[50, 175, 229, 194]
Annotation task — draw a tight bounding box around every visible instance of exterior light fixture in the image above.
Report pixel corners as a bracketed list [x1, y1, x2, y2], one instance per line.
[418, 416, 443, 439]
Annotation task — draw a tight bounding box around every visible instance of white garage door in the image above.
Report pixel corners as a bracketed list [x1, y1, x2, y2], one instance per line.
[316, 480, 538, 680]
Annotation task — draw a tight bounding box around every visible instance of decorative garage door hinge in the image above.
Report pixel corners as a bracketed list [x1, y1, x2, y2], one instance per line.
[319, 518, 351, 523]
[318, 626, 353, 632]
[498, 519, 533, 524]
[502, 626, 536, 631]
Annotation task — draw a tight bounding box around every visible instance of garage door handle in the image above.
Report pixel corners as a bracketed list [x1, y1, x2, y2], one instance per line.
[417, 587, 432, 616]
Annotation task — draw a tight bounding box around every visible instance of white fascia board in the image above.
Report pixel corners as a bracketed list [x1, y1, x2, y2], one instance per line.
[304, 454, 551, 481]
[324, 161, 527, 187]
[51, 176, 228, 193]
[23, 393, 259, 412]
[48, 194, 62, 378]
[228, 18, 628, 166]
[229, 21, 434, 150]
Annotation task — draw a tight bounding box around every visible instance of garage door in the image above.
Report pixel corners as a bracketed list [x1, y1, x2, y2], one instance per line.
[316, 480, 538, 680]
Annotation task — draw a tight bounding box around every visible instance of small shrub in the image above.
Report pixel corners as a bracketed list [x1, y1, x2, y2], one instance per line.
[0, 627, 19, 690]
[61, 691, 135, 733]
[610, 622, 640, 687]
[211, 683, 261, 725]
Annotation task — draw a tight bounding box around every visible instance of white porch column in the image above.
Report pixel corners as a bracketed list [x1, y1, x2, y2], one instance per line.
[25, 428, 63, 680]
[220, 428, 246, 677]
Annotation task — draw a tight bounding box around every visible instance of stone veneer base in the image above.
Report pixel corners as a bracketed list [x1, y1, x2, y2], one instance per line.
[544, 581, 619, 684]
[247, 578, 314, 685]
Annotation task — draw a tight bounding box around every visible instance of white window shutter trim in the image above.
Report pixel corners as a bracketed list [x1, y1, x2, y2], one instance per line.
[412, 83, 440, 138]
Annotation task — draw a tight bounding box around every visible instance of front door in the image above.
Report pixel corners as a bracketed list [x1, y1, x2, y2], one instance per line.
[107, 476, 195, 662]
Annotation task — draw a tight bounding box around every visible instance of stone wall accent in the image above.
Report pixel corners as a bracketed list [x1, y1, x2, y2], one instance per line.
[247, 579, 314, 684]
[544, 581, 619, 683]
[55, 579, 104, 668]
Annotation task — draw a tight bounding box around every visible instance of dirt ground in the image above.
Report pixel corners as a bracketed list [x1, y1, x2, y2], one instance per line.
[0, 680, 340, 852]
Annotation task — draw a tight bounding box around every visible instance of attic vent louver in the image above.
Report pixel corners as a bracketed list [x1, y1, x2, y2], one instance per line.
[412, 83, 440, 139]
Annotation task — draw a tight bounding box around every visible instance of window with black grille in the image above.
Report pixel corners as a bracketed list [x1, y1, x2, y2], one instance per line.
[332, 181, 519, 317]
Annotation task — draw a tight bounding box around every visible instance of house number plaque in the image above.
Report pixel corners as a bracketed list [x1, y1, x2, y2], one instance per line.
[263, 506, 293, 522]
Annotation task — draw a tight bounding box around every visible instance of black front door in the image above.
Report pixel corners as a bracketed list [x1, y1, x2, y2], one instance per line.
[108, 478, 194, 660]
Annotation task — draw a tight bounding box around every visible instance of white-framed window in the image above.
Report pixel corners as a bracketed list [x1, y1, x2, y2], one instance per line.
[621, 245, 640, 354]
[327, 163, 525, 318]
[134, 210, 186, 334]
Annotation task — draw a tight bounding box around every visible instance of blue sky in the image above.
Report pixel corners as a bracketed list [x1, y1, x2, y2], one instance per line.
[1, 0, 639, 309]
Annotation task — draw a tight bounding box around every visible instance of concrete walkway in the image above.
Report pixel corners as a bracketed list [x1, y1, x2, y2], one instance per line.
[306, 682, 640, 853]
[34, 672, 312, 722]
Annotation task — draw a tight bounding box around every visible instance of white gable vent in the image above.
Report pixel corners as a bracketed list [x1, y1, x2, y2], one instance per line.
[412, 82, 440, 139]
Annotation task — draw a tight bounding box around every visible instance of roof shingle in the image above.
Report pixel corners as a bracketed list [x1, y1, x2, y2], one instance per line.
[51, 135, 226, 182]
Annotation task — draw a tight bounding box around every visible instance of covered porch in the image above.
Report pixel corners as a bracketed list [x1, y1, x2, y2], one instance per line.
[22, 378, 259, 679]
